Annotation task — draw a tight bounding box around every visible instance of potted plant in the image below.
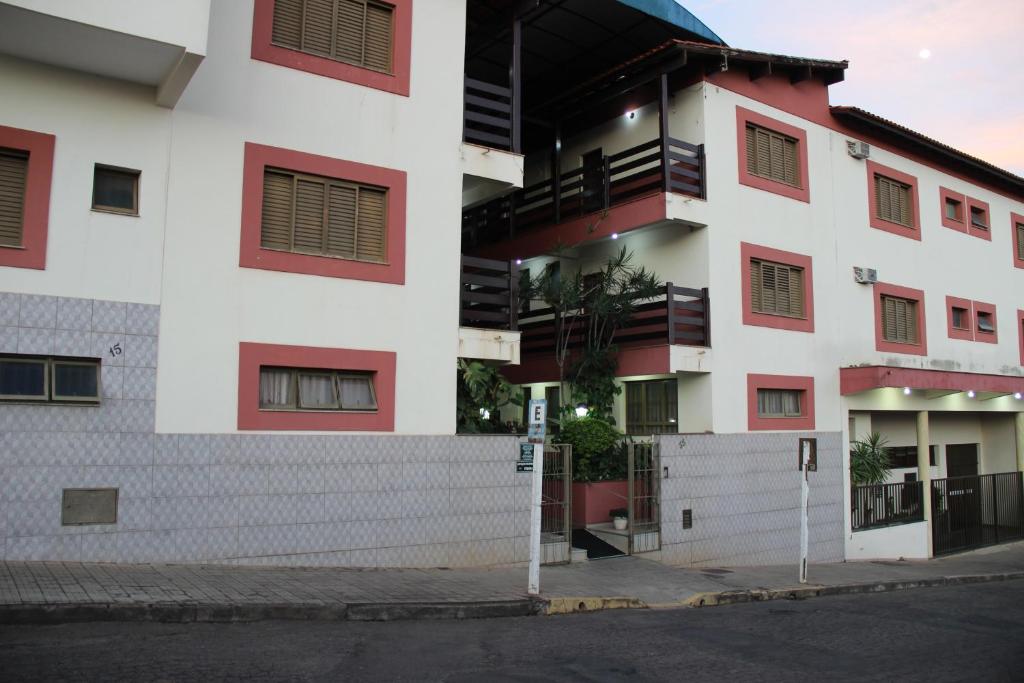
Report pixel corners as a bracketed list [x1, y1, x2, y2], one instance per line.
[610, 507, 628, 530]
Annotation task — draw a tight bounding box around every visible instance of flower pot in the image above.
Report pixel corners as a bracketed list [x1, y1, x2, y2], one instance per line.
[613, 517, 628, 531]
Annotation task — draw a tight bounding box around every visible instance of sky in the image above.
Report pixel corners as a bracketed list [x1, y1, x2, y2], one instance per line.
[680, 0, 1024, 176]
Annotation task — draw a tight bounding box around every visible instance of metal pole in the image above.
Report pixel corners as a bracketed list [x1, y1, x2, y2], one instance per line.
[528, 442, 545, 595]
[799, 440, 810, 584]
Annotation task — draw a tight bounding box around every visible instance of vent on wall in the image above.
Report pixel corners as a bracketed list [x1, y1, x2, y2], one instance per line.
[682, 508, 693, 530]
[847, 140, 871, 159]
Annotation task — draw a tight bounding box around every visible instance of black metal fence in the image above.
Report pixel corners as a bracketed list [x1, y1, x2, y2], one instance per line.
[851, 481, 924, 531]
[932, 472, 1024, 555]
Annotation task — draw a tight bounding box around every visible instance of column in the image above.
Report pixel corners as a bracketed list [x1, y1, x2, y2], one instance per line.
[916, 411, 933, 557]
[1016, 411, 1024, 473]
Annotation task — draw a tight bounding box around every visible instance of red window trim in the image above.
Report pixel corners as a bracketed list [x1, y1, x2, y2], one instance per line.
[239, 142, 406, 284]
[945, 295, 974, 341]
[938, 186, 966, 233]
[965, 196, 991, 241]
[0, 124, 55, 270]
[972, 300, 998, 344]
[735, 106, 810, 203]
[250, 0, 413, 97]
[746, 373, 815, 431]
[1018, 310, 1024, 366]
[873, 282, 928, 356]
[1012, 213, 1024, 270]
[238, 342, 396, 431]
[865, 160, 920, 240]
[740, 242, 814, 333]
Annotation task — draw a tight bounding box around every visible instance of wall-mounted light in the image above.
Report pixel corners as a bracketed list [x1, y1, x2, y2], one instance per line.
[626, 110, 636, 120]
[515, 258, 522, 265]
[903, 387, 912, 396]
[611, 232, 619, 240]
[479, 408, 490, 420]
[966, 390, 976, 399]
[1015, 392, 1022, 400]
[574, 403, 588, 418]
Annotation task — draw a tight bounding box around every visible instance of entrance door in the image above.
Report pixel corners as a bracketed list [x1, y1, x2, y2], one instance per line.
[946, 444, 979, 477]
[628, 441, 661, 554]
[580, 148, 605, 214]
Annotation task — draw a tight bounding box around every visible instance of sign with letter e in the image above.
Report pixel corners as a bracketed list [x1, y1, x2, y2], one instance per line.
[527, 399, 547, 444]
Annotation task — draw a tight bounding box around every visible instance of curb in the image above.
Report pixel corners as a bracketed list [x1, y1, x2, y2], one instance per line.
[0, 598, 543, 625]
[544, 596, 646, 615]
[682, 571, 1024, 608]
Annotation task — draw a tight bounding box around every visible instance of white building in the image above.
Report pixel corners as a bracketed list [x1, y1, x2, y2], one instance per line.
[0, 0, 1020, 567]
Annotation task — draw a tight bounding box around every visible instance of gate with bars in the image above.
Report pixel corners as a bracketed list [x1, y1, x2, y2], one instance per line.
[541, 443, 572, 564]
[628, 441, 662, 554]
[931, 471, 1024, 555]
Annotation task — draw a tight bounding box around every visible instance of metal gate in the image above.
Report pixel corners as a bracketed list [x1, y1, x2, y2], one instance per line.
[541, 443, 572, 564]
[628, 441, 661, 554]
[931, 472, 1024, 555]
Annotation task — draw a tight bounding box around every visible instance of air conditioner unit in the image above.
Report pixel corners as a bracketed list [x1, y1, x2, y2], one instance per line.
[853, 267, 878, 284]
[847, 140, 871, 159]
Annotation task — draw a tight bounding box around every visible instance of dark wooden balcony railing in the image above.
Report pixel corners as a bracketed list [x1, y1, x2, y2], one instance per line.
[459, 255, 518, 331]
[517, 283, 709, 356]
[463, 77, 520, 153]
[462, 135, 705, 248]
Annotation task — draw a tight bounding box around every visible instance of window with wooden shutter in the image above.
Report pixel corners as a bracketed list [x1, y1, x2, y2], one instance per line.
[271, 0, 394, 73]
[261, 167, 387, 264]
[0, 148, 28, 248]
[1017, 222, 1024, 261]
[745, 123, 799, 187]
[881, 295, 918, 344]
[750, 259, 804, 318]
[874, 174, 912, 227]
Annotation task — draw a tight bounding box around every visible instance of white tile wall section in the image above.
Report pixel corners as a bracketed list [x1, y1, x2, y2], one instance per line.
[0, 290, 531, 568]
[655, 431, 845, 567]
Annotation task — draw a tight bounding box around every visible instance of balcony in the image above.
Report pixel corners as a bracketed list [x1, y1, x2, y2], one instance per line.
[463, 132, 705, 249]
[0, 0, 209, 107]
[458, 255, 520, 364]
[460, 77, 525, 206]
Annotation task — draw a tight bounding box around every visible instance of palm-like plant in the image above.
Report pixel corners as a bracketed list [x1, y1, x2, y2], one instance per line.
[850, 432, 892, 486]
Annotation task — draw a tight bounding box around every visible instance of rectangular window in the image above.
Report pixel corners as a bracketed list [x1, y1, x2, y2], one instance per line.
[0, 356, 100, 403]
[887, 446, 937, 469]
[944, 197, 962, 222]
[261, 167, 387, 264]
[750, 259, 805, 318]
[0, 147, 28, 247]
[271, 0, 394, 73]
[873, 174, 912, 227]
[92, 165, 140, 215]
[951, 306, 968, 330]
[626, 379, 678, 435]
[745, 124, 799, 186]
[976, 311, 994, 334]
[1017, 222, 1024, 261]
[259, 366, 377, 412]
[756, 388, 802, 418]
[969, 205, 988, 230]
[881, 295, 918, 344]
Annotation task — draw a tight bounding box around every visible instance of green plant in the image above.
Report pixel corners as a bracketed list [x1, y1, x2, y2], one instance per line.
[609, 508, 628, 520]
[850, 432, 892, 486]
[456, 359, 522, 433]
[560, 417, 627, 482]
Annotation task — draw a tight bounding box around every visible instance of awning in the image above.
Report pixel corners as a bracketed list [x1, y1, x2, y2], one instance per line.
[840, 366, 1024, 398]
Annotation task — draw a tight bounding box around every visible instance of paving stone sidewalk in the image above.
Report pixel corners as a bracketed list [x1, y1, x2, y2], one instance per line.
[1, 541, 1022, 622]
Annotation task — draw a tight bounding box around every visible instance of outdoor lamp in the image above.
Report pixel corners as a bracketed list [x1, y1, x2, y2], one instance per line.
[574, 403, 588, 418]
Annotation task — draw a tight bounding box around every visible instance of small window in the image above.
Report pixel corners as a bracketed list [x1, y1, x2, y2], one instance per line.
[1017, 222, 1024, 261]
[92, 165, 140, 215]
[756, 388, 802, 418]
[0, 355, 100, 403]
[261, 167, 387, 264]
[976, 311, 994, 334]
[626, 379, 678, 435]
[259, 366, 377, 412]
[873, 174, 912, 227]
[750, 259, 805, 318]
[944, 197, 963, 222]
[951, 306, 969, 330]
[745, 124, 799, 186]
[969, 205, 988, 230]
[271, 0, 395, 73]
[0, 148, 28, 247]
[887, 445, 937, 468]
[881, 295, 918, 344]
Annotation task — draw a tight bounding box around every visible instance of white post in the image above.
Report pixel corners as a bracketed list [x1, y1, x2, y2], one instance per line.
[799, 441, 810, 584]
[528, 442, 545, 595]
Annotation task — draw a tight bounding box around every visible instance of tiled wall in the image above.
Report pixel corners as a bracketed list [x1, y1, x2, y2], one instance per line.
[0, 292, 530, 567]
[656, 431, 845, 567]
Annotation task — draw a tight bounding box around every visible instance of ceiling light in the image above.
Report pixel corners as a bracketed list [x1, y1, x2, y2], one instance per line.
[515, 258, 522, 265]
[1014, 392, 1022, 400]
[966, 390, 975, 399]
[903, 387, 912, 395]
[611, 232, 619, 240]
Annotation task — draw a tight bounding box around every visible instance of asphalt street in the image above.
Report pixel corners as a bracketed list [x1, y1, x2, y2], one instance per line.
[2, 580, 1023, 681]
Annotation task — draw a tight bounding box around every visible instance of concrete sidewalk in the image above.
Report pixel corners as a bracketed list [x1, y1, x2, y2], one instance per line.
[1, 541, 1022, 623]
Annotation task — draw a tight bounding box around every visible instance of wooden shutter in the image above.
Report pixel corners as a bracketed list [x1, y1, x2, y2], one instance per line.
[750, 259, 762, 311]
[746, 124, 799, 186]
[271, 0, 303, 49]
[363, 1, 393, 72]
[336, 0, 365, 64]
[752, 259, 804, 317]
[782, 137, 797, 185]
[1017, 222, 1024, 260]
[355, 186, 386, 262]
[326, 183, 357, 258]
[745, 126, 756, 174]
[882, 296, 916, 343]
[875, 175, 911, 226]
[292, 177, 327, 253]
[0, 149, 27, 248]
[755, 128, 771, 178]
[261, 171, 294, 250]
[301, 0, 335, 56]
